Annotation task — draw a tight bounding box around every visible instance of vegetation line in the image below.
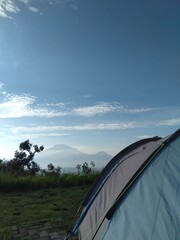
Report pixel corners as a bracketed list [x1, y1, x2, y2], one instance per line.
[0, 140, 100, 192]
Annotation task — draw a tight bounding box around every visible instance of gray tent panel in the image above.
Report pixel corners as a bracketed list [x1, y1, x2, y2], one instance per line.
[82, 137, 161, 207]
[102, 136, 180, 240]
[78, 138, 166, 240]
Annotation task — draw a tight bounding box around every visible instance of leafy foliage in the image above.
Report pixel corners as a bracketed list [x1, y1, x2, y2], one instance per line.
[81, 161, 96, 174]
[8, 140, 44, 175]
[76, 164, 81, 175]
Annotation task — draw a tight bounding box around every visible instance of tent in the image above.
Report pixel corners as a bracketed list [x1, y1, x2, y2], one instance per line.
[69, 129, 180, 240]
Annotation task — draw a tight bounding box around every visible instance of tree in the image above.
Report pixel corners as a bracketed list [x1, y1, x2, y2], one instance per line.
[76, 164, 81, 175]
[82, 162, 91, 174]
[55, 166, 62, 174]
[9, 140, 44, 175]
[47, 163, 55, 172]
[47, 163, 61, 176]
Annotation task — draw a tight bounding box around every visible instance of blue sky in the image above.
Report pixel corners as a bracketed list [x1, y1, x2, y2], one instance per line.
[0, 0, 180, 162]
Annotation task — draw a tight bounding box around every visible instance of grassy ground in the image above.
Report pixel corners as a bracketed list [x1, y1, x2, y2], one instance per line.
[0, 186, 89, 239]
[0, 172, 99, 191]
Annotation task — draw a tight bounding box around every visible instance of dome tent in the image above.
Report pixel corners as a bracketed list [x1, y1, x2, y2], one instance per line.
[68, 129, 180, 240]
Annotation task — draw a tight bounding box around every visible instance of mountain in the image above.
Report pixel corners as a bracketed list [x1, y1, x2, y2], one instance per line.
[35, 144, 112, 169]
[47, 144, 75, 151]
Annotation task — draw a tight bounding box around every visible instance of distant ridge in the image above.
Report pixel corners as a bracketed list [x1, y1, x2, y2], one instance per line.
[35, 144, 112, 169]
[47, 144, 76, 151]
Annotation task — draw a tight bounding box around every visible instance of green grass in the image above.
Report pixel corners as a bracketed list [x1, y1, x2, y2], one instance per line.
[0, 227, 11, 240]
[0, 186, 89, 239]
[0, 172, 99, 192]
[0, 172, 99, 238]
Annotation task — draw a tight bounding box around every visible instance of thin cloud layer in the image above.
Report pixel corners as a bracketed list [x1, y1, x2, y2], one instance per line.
[0, 88, 170, 119]
[73, 103, 162, 117]
[0, 0, 78, 18]
[12, 119, 179, 140]
[19, 0, 29, 3]
[157, 118, 180, 126]
[15, 133, 71, 139]
[11, 122, 136, 135]
[0, 95, 163, 119]
[73, 103, 122, 117]
[0, 83, 177, 120]
[126, 107, 162, 113]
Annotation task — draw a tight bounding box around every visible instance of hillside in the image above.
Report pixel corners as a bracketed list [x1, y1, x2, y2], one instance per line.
[35, 144, 112, 169]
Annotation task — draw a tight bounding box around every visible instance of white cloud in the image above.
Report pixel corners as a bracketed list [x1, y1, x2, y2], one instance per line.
[19, 0, 29, 4]
[46, 102, 66, 107]
[73, 103, 123, 117]
[28, 6, 39, 13]
[157, 118, 180, 126]
[0, 95, 34, 118]
[0, 88, 167, 119]
[126, 107, 161, 113]
[0, 0, 19, 18]
[0, 0, 77, 18]
[48, 0, 78, 10]
[0, 82, 173, 119]
[0, 9, 8, 17]
[0, 94, 69, 118]
[73, 103, 161, 117]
